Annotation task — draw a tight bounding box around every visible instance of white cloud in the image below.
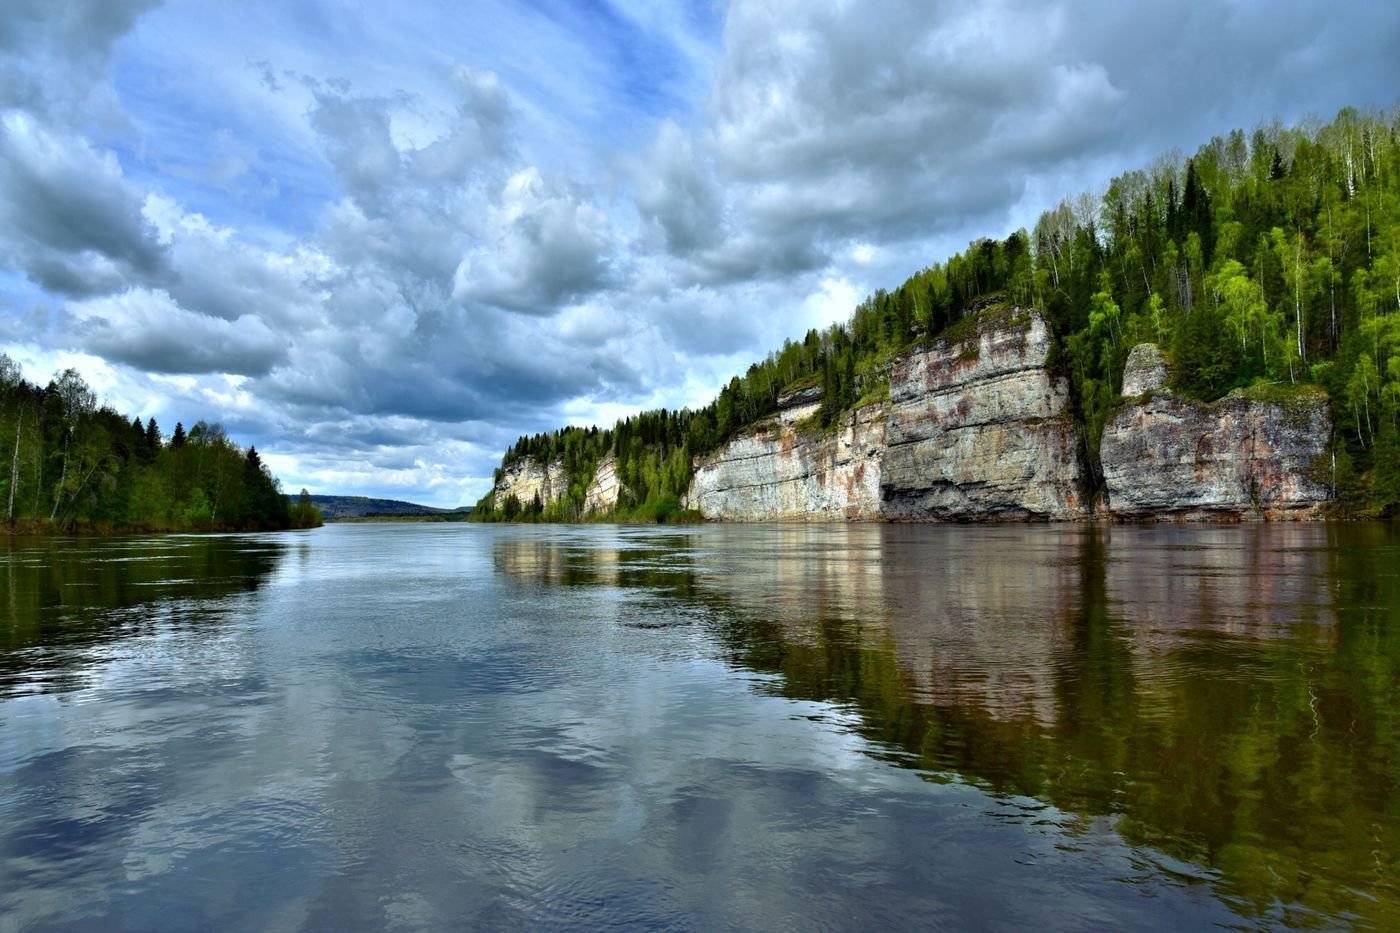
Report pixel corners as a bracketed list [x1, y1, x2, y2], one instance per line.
[802, 277, 862, 333]
[453, 167, 617, 312]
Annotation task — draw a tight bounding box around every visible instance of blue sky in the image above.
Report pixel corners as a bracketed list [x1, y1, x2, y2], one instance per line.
[1, 0, 1397, 505]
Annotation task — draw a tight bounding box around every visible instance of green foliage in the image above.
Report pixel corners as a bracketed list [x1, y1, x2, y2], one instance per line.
[289, 488, 323, 529]
[0, 357, 299, 532]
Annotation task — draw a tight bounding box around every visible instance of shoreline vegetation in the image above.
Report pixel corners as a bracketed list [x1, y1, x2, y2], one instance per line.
[472, 495, 704, 525]
[474, 107, 1400, 524]
[0, 356, 321, 535]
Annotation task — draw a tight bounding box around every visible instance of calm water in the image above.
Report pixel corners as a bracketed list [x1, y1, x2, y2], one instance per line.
[2, 523, 1398, 930]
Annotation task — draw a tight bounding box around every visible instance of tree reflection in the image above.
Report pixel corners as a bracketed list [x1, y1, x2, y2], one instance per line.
[1, 535, 285, 695]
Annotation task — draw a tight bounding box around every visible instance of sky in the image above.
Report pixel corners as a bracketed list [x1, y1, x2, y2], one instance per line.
[1, 0, 1397, 507]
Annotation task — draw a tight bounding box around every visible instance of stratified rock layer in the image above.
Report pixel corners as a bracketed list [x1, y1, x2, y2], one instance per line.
[880, 308, 1087, 520]
[686, 307, 1088, 521]
[685, 404, 886, 521]
[1100, 345, 1331, 519]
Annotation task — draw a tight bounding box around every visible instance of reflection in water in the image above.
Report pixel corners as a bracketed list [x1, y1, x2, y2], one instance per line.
[3, 523, 1397, 930]
[498, 523, 1400, 928]
[0, 534, 286, 697]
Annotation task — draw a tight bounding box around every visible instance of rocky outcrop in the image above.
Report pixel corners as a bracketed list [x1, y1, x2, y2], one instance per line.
[880, 308, 1087, 520]
[484, 321, 1334, 524]
[776, 385, 822, 425]
[687, 307, 1088, 521]
[495, 457, 567, 509]
[584, 454, 620, 514]
[685, 404, 886, 521]
[1121, 343, 1170, 396]
[1101, 344, 1331, 519]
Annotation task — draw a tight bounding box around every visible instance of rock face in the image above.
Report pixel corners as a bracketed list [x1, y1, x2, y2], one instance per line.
[1121, 343, 1170, 396]
[495, 457, 567, 509]
[685, 404, 886, 521]
[686, 307, 1088, 521]
[1101, 344, 1332, 519]
[776, 385, 822, 425]
[584, 454, 620, 514]
[880, 308, 1087, 520]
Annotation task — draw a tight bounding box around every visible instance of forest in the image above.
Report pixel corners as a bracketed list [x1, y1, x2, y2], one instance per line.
[474, 106, 1400, 521]
[0, 355, 319, 533]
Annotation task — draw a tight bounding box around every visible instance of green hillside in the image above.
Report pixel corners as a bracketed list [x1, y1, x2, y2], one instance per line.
[294, 495, 473, 520]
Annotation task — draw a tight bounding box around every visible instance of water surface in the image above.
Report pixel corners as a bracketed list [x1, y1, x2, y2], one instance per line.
[2, 523, 1397, 929]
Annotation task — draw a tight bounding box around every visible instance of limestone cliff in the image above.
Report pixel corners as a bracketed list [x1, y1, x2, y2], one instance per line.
[483, 318, 1334, 524]
[584, 454, 620, 514]
[494, 457, 567, 509]
[685, 401, 885, 521]
[880, 308, 1087, 520]
[685, 307, 1088, 521]
[1100, 344, 1332, 519]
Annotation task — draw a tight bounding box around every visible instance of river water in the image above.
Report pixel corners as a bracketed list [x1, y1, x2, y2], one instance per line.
[2, 523, 1397, 930]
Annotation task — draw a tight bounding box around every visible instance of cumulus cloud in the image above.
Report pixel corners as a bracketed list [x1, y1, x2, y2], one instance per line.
[636, 0, 1399, 294]
[634, 0, 1130, 287]
[0, 0, 161, 123]
[453, 168, 617, 312]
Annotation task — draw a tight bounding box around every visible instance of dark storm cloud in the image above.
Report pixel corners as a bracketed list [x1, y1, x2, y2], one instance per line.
[245, 297, 658, 430]
[65, 289, 286, 376]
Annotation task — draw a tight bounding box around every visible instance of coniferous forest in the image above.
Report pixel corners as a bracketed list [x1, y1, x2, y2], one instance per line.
[0, 355, 318, 533]
[475, 107, 1400, 521]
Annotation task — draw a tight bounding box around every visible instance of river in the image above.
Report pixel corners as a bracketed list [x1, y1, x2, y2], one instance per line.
[2, 523, 1397, 930]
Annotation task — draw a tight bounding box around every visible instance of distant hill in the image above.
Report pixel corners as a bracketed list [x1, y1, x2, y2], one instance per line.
[288, 494, 473, 520]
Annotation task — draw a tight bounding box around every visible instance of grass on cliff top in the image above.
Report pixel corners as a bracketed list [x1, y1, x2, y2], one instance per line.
[901, 295, 1031, 357]
[940, 301, 1030, 345]
[1234, 380, 1329, 406]
[779, 372, 822, 397]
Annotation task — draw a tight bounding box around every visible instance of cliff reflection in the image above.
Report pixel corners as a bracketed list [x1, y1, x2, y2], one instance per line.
[493, 522, 1400, 927]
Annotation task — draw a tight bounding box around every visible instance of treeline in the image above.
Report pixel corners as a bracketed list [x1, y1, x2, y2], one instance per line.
[478, 106, 1400, 519]
[0, 354, 319, 532]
